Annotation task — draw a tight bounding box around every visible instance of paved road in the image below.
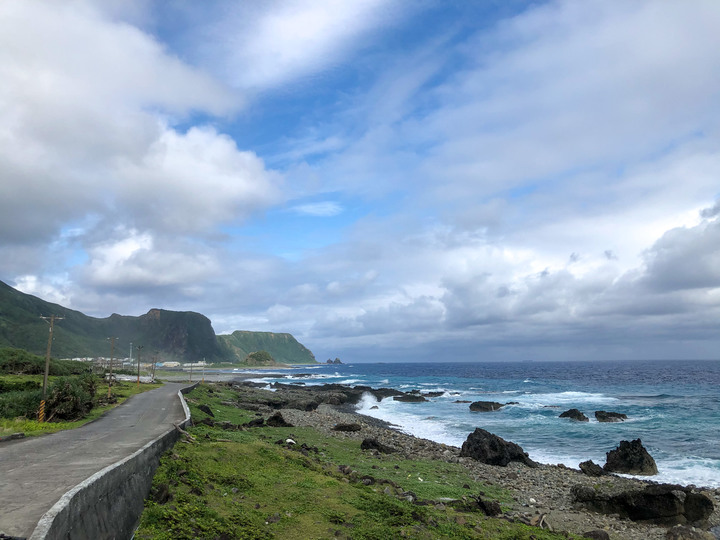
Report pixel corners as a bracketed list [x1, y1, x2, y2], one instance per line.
[0, 383, 189, 538]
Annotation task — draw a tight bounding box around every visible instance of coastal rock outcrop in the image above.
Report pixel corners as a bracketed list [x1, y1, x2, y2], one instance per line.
[469, 401, 505, 412]
[595, 410, 628, 422]
[266, 412, 293, 427]
[360, 438, 397, 454]
[393, 394, 428, 402]
[198, 404, 215, 417]
[666, 525, 716, 539]
[559, 408, 589, 422]
[571, 483, 714, 526]
[604, 439, 658, 475]
[581, 531, 610, 540]
[579, 460, 607, 477]
[333, 423, 362, 432]
[459, 428, 538, 468]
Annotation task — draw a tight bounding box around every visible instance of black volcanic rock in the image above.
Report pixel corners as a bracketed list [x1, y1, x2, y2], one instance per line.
[333, 423, 362, 432]
[559, 408, 589, 421]
[572, 482, 714, 525]
[198, 404, 215, 417]
[266, 412, 293, 427]
[604, 439, 658, 475]
[459, 428, 538, 467]
[469, 401, 505, 412]
[361, 438, 396, 454]
[393, 394, 428, 402]
[579, 460, 607, 477]
[595, 410, 628, 422]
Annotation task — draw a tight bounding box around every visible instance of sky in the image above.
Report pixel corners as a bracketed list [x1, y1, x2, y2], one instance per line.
[1, 0, 720, 363]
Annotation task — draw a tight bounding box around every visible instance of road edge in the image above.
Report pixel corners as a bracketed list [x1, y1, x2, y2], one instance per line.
[29, 382, 198, 540]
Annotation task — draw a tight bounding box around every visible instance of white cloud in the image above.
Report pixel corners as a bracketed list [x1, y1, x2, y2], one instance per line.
[194, 0, 406, 90]
[116, 126, 282, 234]
[81, 229, 220, 290]
[0, 1, 282, 281]
[290, 201, 343, 217]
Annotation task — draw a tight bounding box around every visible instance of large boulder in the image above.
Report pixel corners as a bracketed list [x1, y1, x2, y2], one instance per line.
[266, 412, 293, 427]
[571, 483, 714, 526]
[360, 438, 396, 454]
[579, 460, 607, 477]
[595, 411, 628, 422]
[559, 408, 589, 422]
[604, 439, 658, 475]
[469, 401, 505, 412]
[459, 428, 538, 467]
[393, 394, 428, 402]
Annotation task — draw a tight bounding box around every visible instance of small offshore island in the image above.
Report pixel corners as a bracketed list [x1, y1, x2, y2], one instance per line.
[137, 379, 720, 540]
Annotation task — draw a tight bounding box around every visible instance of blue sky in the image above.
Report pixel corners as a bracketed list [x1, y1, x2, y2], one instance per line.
[1, 0, 720, 362]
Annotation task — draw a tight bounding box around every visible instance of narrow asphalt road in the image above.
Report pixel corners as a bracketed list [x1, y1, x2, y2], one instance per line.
[0, 382, 189, 538]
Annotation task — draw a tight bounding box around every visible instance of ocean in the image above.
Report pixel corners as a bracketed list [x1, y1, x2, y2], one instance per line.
[243, 360, 720, 489]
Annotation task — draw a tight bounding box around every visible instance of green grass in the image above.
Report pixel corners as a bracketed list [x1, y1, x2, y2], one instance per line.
[0, 376, 162, 436]
[137, 383, 581, 540]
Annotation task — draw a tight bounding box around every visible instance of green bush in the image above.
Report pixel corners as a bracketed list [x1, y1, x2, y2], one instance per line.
[0, 379, 41, 394]
[45, 374, 98, 421]
[0, 388, 43, 419]
[0, 347, 90, 376]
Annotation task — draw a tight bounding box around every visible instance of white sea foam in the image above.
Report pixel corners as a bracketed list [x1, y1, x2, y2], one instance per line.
[355, 392, 458, 445]
[518, 391, 618, 407]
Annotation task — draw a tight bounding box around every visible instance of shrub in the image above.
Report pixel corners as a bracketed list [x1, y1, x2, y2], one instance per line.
[0, 348, 90, 376]
[0, 389, 43, 419]
[45, 374, 98, 421]
[0, 379, 41, 394]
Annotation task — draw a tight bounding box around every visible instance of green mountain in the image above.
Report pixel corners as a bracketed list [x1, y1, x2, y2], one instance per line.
[0, 280, 316, 364]
[218, 330, 316, 365]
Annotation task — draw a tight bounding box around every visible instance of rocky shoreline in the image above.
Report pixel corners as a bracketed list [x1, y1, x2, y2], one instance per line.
[224, 380, 720, 540]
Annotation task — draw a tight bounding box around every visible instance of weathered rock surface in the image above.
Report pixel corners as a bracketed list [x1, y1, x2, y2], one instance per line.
[604, 439, 658, 475]
[559, 408, 589, 422]
[665, 525, 716, 539]
[581, 530, 610, 540]
[469, 401, 505, 412]
[198, 404, 215, 417]
[393, 394, 428, 402]
[360, 438, 396, 454]
[266, 412, 293, 427]
[332, 422, 362, 432]
[572, 483, 714, 526]
[579, 460, 607, 477]
[459, 428, 538, 468]
[595, 410, 628, 422]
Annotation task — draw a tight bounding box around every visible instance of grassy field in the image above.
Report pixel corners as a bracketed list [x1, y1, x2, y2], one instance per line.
[0, 375, 162, 437]
[136, 384, 581, 540]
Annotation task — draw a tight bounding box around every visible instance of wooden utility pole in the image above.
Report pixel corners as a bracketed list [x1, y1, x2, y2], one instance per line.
[107, 337, 118, 398]
[151, 351, 158, 381]
[136, 345, 144, 388]
[39, 315, 63, 422]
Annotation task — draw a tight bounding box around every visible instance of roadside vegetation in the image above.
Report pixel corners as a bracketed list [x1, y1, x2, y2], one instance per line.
[0, 347, 161, 437]
[137, 384, 579, 540]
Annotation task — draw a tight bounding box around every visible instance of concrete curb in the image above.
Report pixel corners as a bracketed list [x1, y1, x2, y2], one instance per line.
[29, 383, 199, 540]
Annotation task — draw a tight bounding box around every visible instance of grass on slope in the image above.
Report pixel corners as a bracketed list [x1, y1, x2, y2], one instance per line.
[136, 384, 580, 540]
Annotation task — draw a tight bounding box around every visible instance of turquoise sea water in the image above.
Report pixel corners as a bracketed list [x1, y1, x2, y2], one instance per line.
[244, 360, 720, 488]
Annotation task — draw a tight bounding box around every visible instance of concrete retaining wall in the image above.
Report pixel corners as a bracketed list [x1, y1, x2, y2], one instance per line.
[29, 384, 198, 540]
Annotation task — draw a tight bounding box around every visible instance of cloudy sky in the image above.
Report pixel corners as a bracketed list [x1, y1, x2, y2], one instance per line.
[2, 0, 719, 362]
